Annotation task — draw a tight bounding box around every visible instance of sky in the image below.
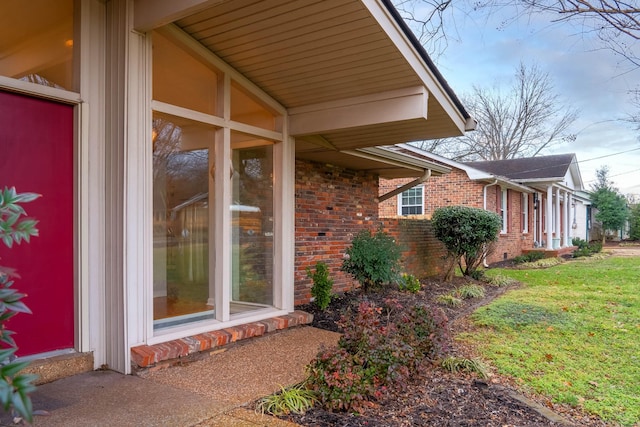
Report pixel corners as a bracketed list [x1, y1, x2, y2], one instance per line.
[400, 2, 640, 196]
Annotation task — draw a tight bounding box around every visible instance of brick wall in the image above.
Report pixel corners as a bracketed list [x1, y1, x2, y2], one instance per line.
[294, 160, 448, 305]
[295, 160, 379, 305]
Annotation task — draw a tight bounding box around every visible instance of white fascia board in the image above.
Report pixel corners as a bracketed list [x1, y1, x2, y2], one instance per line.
[394, 143, 492, 180]
[133, 0, 225, 32]
[491, 177, 535, 193]
[353, 146, 451, 174]
[362, 0, 468, 134]
[288, 87, 427, 136]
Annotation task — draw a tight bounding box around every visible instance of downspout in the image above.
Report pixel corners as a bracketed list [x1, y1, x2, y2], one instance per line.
[482, 179, 499, 267]
[378, 169, 432, 203]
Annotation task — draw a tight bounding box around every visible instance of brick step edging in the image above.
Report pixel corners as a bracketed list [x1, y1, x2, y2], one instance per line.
[131, 310, 313, 369]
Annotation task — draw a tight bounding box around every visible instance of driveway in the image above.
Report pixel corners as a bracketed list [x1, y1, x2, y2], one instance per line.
[606, 244, 640, 257]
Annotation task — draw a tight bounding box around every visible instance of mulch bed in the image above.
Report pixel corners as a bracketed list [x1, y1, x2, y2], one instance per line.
[278, 277, 610, 427]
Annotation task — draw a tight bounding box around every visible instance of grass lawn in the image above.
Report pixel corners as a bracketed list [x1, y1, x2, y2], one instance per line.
[462, 256, 640, 426]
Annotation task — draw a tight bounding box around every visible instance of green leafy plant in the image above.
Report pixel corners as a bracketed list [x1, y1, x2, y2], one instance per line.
[431, 206, 502, 281]
[397, 273, 421, 293]
[0, 187, 40, 423]
[255, 383, 317, 416]
[307, 300, 449, 411]
[341, 229, 401, 293]
[441, 356, 488, 378]
[454, 284, 486, 299]
[306, 262, 334, 310]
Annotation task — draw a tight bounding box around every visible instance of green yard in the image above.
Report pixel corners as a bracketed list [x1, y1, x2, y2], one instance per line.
[463, 256, 640, 426]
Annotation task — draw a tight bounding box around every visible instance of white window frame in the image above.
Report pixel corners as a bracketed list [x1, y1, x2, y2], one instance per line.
[522, 193, 529, 234]
[397, 185, 424, 216]
[142, 26, 294, 345]
[500, 187, 508, 234]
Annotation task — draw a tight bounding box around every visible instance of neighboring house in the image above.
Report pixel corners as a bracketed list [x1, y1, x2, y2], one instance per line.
[379, 145, 536, 264]
[467, 154, 587, 251]
[0, 1, 473, 376]
[380, 147, 589, 263]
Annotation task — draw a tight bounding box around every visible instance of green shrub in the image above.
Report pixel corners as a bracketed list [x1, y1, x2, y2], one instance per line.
[306, 262, 334, 310]
[397, 273, 421, 293]
[469, 269, 485, 280]
[255, 383, 317, 416]
[341, 229, 401, 293]
[431, 206, 502, 281]
[455, 284, 486, 299]
[629, 204, 640, 241]
[572, 238, 603, 258]
[513, 251, 545, 264]
[0, 187, 40, 423]
[307, 300, 449, 411]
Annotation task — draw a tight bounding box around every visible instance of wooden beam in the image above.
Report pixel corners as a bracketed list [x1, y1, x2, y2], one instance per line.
[288, 86, 428, 136]
[133, 0, 226, 32]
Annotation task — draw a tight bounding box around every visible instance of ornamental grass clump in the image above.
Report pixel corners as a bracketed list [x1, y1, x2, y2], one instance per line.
[455, 284, 486, 300]
[441, 356, 488, 378]
[255, 383, 317, 416]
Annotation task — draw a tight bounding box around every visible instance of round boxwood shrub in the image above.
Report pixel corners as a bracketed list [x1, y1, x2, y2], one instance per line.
[431, 206, 502, 281]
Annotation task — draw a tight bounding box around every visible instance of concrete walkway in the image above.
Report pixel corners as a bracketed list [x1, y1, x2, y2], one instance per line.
[4, 327, 340, 427]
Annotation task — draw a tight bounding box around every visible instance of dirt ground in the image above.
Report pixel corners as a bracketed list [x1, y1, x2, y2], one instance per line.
[280, 258, 625, 426]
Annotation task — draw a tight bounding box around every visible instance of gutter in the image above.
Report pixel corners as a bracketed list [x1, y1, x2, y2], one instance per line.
[483, 179, 498, 210]
[378, 169, 432, 203]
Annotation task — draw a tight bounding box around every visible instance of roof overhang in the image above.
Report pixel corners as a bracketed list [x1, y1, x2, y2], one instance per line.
[518, 178, 573, 193]
[133, 0, 473, 175]
[296, 145, 451, 179]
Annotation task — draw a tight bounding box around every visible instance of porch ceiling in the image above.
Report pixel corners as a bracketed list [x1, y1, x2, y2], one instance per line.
[135, 0, 471, 170]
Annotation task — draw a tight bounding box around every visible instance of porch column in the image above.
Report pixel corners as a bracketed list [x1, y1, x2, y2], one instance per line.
[555, 187, 561, 248]
[538, 192, 544, 246]
[564, 191, 571, 247]
[546, 186, 553, 250]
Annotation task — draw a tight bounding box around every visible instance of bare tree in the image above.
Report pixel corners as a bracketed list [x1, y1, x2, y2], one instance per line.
[416, 62, 579, 160]
[476, 1, 640, 67]
[392, 0, 457, 57]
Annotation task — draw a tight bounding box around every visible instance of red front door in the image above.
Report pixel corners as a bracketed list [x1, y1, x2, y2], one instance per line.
[0, 90, 74, 356]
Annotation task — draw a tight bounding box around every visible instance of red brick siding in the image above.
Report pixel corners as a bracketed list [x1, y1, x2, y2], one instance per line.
[295, 160, 379, 305]
[294, 160, 447, 305]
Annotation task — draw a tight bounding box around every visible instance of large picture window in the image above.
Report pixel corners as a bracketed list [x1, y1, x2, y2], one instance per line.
[151, 29, 284, 331]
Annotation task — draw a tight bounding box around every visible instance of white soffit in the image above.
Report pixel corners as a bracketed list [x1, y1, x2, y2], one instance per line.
[134, 0, 471, 151]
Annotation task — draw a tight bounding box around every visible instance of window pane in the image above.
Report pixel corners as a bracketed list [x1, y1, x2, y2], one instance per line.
[153, 31, 219, 115]
[400, 187, 423, 216]
[153, 113, 216, 328]
[231, 136, 274, 312]
[231, 80, 279, 131]
[0, 1, 75, 91]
